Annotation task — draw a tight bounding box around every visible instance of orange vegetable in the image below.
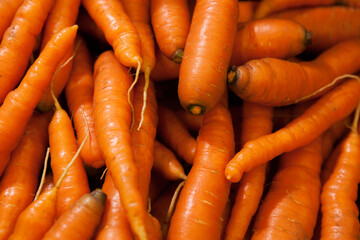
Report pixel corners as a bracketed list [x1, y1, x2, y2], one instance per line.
[0, 0, 23, 40]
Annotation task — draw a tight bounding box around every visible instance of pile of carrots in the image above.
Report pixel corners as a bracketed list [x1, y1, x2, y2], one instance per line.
[0, 0, 359, 239]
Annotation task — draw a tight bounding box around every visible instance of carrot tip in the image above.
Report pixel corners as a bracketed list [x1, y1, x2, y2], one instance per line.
[171, 49, 184, 63]
[305, 30, 312, 46]
[90, 189, 107, 206]
[227, 66, 239, 85]
[187, 104, 205, 115]
[225, 165, 243, 183]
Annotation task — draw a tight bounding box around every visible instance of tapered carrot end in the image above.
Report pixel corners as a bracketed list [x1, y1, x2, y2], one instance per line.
[90, 189, 107, 206]
[225, 164, 243, 183]
[187, 104, 205, 115]
[304, 30, 312, 46]
[171, 49, 184, 63]
[227, 66, 239, 85]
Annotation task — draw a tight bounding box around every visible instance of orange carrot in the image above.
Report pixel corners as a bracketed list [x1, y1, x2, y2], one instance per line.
[224, 102, 273, 240]
[167, 94, 235, 239]
[271, 6, 360, 53]
[153, 140, 187, 181]
[39, 173, 55, 196]
[0, 112, 51, 240]
[174, 108, 203, 133]
[320, 103, 360, 240]
[0, 0, 54, 104]
[42, 189, 106, 240]
[149, 172, 171, 204]
[157, 105, 197, 165]
[0, 0, 23, 40]
[0, 25, 78, 176]
[237, 1, 258, 23]
[178, 0, 238, 115]
[36, 0, 81, 112]
[151, 0, 190, 62]
[228, 38, 360, 106]
[321, 139, 345, 185]
[150, 46, 181, 82]
[251, 137, 323, 239]
[230, 18, 311, 65]
[225, 78, 360, 183]
[65, 36, 105, 168]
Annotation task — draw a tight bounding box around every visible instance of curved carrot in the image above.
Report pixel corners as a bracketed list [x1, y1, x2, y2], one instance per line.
[320, 103, 360, 240]
[224, 102, 273, 240]
[42, 189, 106, 240]
[0, 0, 54, 104]
[228, 38, 360, 106]
[225, 78, 360, 183]
[0, 25, 78, 176]
[0, 0, 23, 40]
[230, 18, 311, 65]
[153, 140, 187, 181]
[150, 46, 180, 82]
[251, 137, 323, 239]
[157, 105, 197, 165]
[0, 112, 51, 240]
[167, 94, 235, 239]
[36, 0, 81, 112]
[271, 6, 360, 53]
[65, 36, 104, 168]
[151, 0, 190, 62]
[178, 0, 238, 115]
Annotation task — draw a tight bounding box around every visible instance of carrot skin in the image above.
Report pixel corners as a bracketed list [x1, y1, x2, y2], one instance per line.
[150, 46, 180, 82]
[0, 0, 23, 40]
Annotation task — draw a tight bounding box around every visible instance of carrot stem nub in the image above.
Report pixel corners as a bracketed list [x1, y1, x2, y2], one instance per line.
[227, 66, 239, 85]
[187, 104, 205, 115]
[171, 49, 184, 63]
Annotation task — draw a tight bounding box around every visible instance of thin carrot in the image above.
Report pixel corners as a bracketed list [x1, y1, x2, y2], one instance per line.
[225, 78, 360, 183]
[39, 173, 55, 196]
[42, 189, 106, 240]
[321, 139, 345, 185]
[251, 137, 323, 239]
[224, 102, 273, 240]
[230, 18, 311, 65]
[167, 94, 235, 239]
[0, 112, 51, 240]
[0, 0, 54, 104]
[150, 46, 180, 82]
[0, 25, 78, 176]
[157, 105, 197, 165]
[320, 102, 360, 240]
[151, 0, 190, 63]
[174, 108, 203, 133]
[178, 0, 238, 115]
[65, 36, 105, 168]
[153, 140, 187, 181]
[0, 0, 23, 40]
[228, 38, 360, 106]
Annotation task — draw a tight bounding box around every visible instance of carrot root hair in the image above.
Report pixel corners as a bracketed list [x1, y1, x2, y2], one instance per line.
[137, 64, 151, 131]
[128, 58, 142, 131]
[34, 147, 51, 200]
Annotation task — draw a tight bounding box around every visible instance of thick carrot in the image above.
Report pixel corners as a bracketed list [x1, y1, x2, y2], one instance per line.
[151, 0, 190, 63]
[320, 103, 360, 240]
[271, 6, 360, 53]
[42, 189, 106, 240]
[225, 78, 360, 183]
[178, 0, 238, 115]
[167, 94, 235, 239]
[0, 112, 51, 240]
[0, 0, 23, 40]
[224, 102, 273, 240]
[36, 0, 81, 112]
[95, 174, 133, 240]
[228, 38, 360, 106]
[65, 36, 104, 168]
[157, 105, 197, 165]
[251, 137, 323, 239]
[93, 50, 156, 240]
[230, 18, 311, 65]
[150, 46, 180, 82]
[0, 25, 78, 176]
[153, 140, 187, 181]
[0, 0, 54, 104]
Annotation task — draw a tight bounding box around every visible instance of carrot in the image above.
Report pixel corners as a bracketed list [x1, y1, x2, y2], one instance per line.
[39, 173, 55, 196]
[225, 78, 360, 183]
[251, 137, 323, 239]
[178, 0, 238, 115]
[41, 189, 106, 240]
[157, 105, 197, 165]
[320, 103, 360, 240]
[0, 0, 54, 105]
[0, 0, 23, 40]
[230, 18, 311, 65]
[271, 6, 360, 53]
[237, 1, 258, 23]
[151, 0, 190, 63]
[224, 102, 273, 240]
[49, 76, 90, 216]
[0, 112, 51, 240]
[167, 94, 235, 239]
[65, 36, 105, 168]
[149, 172, 171, 204]
[150, 46, 181, 82]
[95, 174, 133, 240]
[321, 139, 345, 185]
[228, 38, 360, 106]
[153, 140, 187, 181]
[93, 50, 157, 240]
[0, 25, 78, 176]
[36, 0, 81, 112]
[174, 108, 203, 133]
